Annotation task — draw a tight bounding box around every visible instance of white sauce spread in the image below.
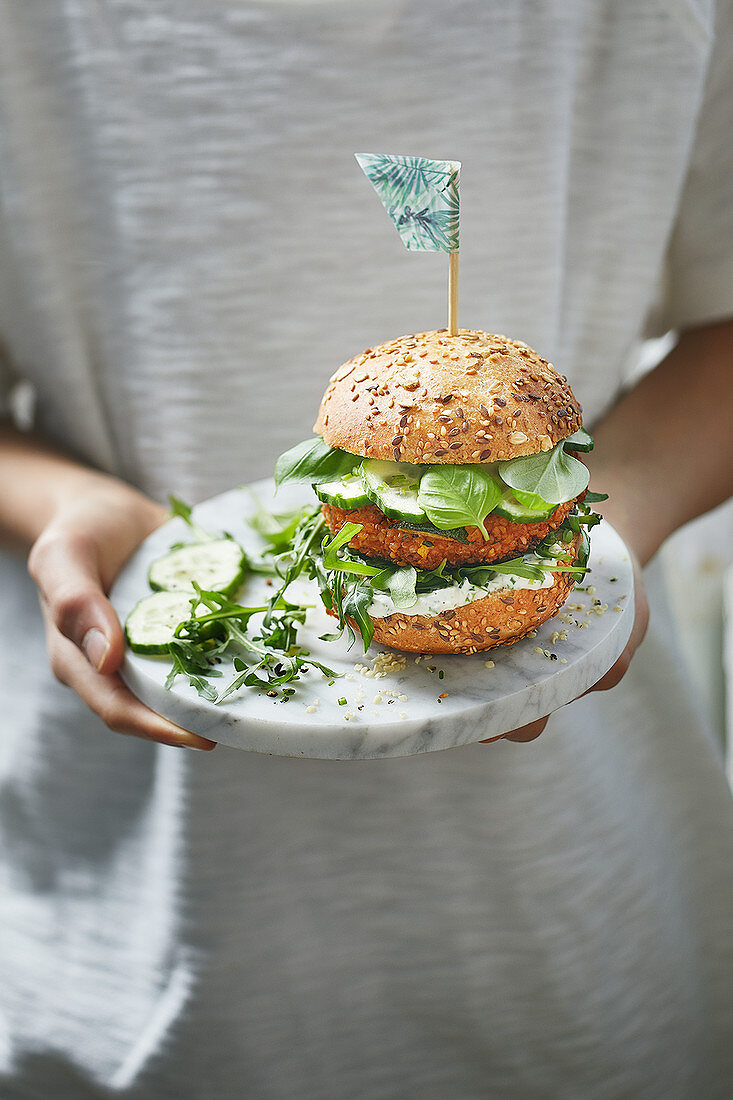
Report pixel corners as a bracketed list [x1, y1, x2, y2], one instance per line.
[369, 558, 558, 619]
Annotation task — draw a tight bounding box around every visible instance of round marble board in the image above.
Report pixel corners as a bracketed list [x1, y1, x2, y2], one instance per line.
[111, 480, 634, 760]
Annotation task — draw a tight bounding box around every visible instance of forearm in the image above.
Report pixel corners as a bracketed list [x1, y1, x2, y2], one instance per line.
[586, 319, 733, 565]
[0, 422, 160, 553]
[0, 421, 210, 747]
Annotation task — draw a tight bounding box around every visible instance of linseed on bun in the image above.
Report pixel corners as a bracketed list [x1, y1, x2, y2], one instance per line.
[367, 535, 581, 654]
[313, 329, 582, 464]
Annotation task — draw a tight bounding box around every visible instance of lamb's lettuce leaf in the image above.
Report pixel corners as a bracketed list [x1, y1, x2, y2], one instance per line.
[562, 427, 594, 452]
[418, 465, 502, 538]
[275, 437, 358, 487]
[498, 441, 589, 504]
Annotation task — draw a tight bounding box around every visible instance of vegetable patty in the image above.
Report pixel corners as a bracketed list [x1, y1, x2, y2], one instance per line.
[321, 500, 575, 569]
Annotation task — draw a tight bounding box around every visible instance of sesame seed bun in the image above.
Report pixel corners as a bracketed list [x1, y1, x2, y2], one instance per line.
[365, 534, 582, 655]
[313, 330, 582, 464]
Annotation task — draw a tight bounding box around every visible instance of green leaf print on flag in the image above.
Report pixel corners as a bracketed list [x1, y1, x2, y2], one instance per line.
[355, 153, 460, 252]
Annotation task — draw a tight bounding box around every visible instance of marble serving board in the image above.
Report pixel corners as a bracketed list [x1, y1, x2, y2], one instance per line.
[111, 480, 634, 760]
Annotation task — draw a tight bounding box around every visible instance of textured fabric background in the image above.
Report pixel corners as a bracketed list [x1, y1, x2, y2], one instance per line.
[0, 2, 732, 1097]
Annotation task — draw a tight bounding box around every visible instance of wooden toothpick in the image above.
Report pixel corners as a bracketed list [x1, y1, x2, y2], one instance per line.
[448, 251, 459, 335]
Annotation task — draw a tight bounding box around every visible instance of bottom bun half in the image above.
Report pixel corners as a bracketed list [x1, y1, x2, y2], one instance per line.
[349, 534, 582, 655]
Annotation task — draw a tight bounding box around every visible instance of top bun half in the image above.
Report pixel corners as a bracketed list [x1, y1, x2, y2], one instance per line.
[313, 330, 583, 464]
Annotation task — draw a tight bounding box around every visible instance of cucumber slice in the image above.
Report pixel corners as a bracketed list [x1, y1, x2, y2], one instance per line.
[362, 459, 427, 523]
[493, 488, 556, 524]
[148, 539, 246, 596]
[125, 591, 195, 655]
[314, 472, 371, 510]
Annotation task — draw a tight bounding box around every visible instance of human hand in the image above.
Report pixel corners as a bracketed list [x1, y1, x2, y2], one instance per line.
[481, 549, 648, 743]
[28, 483, 217, 750]
[483, 319, 733, 746]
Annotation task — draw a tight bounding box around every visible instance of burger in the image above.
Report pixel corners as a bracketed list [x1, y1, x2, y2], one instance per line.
[275, 329, 602, 655]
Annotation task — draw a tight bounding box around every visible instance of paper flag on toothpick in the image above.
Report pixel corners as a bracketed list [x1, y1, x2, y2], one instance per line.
[355, 153, 461, 253]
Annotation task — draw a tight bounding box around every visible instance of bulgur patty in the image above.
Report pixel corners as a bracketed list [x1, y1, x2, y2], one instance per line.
[321, 500, 575, 569]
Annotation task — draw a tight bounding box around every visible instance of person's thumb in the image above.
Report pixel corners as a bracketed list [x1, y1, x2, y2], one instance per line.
[28, 529, 125, 674]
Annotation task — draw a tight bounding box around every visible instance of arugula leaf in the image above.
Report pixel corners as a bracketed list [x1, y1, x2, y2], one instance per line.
[165, 636, 224, 701]
[320, 523, 384, 577]
[274, 437, 358, 487]
[414, 559, 451, 591]
[314, 559, 376, 652]
[498, 441, 589, 503]
[337, 578, 376, 651]
[418, 466, 502, 539]
[168, 495, 194, 525]
[274, 507, 326, 587]
[464, 558, 548, 584]
[246, 491, 310, 552]
[139, 508, 342, 702]
[370, 564, 418, 609]
[168, 495, 219, 543]
[584, 490, 609, 503]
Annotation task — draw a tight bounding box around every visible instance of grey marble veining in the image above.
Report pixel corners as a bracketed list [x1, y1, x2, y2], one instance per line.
[111, 481, 634, 759]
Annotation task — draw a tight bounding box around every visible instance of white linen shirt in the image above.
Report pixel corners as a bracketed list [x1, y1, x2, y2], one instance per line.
[0, 2, 732, 1097]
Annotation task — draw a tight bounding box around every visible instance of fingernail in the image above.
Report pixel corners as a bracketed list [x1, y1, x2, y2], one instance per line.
[168, 733, 216, 751]
[82, 627, 110, 671]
